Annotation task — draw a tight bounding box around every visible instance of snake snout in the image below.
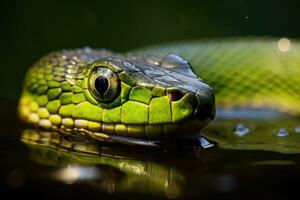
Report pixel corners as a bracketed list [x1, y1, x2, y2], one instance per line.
[195, 89, 216, 120]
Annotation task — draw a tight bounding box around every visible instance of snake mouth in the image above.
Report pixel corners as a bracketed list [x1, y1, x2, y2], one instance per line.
[77, 119, 211, 143]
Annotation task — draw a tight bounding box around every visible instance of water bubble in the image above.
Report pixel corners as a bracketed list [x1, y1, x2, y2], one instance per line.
[277, 128, 289, 137]
[233, 123, 250, 136]
[83, 47, 92, 53]
[295, 127, 300, 133]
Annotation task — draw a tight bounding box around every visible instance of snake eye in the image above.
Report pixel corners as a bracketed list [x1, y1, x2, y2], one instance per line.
[89, 67, 120, 103]
[95, 76, 109, 97]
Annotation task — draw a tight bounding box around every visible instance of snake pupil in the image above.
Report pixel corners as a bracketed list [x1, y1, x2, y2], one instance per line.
[95, 75, 109, 97]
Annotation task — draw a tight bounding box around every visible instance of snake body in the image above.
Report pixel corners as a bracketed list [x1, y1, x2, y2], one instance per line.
[18, 37, 300, 144]
[134, 37, 300, 116]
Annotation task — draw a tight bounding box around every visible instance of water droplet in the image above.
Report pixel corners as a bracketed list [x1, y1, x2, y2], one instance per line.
[199, 137, 214, 148]
[295, 127, 300, 133]
[233, 123, 250, 136]
[277, 128, 289, 137]
[83, 47, 92, 53]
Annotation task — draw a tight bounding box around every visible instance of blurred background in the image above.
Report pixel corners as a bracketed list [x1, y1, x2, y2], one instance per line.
[1, 0, 300, 103]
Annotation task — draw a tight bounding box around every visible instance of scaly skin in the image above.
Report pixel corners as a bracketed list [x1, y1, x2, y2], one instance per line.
[18, 48, 215, 144]
[134, 37, 300, 116]
[20, 37, 298, 144]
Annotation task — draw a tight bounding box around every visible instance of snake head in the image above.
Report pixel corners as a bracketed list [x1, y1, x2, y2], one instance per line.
[83, 53, 215, 139]
[19, 49, 215, 143]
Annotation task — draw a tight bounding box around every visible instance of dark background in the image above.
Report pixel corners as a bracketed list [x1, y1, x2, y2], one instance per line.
[1, 0, 300, 102]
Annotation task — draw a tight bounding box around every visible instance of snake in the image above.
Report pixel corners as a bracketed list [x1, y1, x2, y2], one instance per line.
[18, 37, 300, 146]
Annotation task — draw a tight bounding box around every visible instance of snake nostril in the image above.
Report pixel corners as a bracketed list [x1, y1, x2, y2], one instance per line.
[168, 90, 185, 102]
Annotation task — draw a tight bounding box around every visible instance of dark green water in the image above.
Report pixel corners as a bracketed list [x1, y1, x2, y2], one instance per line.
[2, 103, 300, 199]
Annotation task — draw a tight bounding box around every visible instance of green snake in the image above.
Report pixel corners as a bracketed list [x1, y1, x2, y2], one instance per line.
[18, 37, 300, 145]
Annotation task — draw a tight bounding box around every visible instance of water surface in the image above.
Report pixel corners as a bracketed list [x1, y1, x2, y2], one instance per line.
[1, 103, 300, 200]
